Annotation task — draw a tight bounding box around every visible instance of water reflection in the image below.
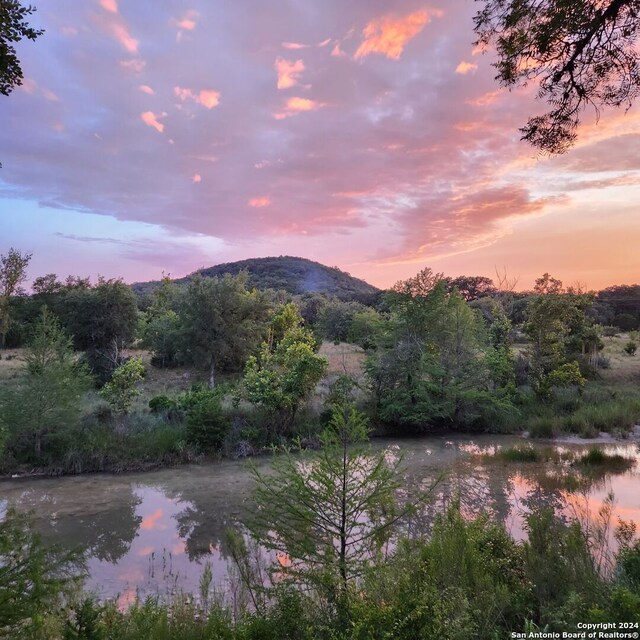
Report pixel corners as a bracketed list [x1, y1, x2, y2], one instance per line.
[0, 435, 639, 601]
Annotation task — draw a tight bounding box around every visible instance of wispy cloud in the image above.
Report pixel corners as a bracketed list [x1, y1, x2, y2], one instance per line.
[282, 42, 309, 50]
[105, 21, 138, 54]
[120, 58, 145, 73]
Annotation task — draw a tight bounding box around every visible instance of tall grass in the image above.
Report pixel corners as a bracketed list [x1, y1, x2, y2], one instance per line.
[576, 447, 636, 471]
[522, 388, 640, 439]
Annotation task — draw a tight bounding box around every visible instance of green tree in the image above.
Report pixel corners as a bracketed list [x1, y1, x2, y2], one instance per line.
[475, 0, 640, 153]
[242, 402, 434, 622]
[1, 1, 43, 96]
[0, 508, 82, 638]
[0, 307, 91, 459]
[1, 1, 43, 168]
[31, 273, 63, 296]
[317, 299, 365, 344]
[242, 305, 328, 435]
[367, 270, 510, 430]
[524, 274, 592, 399]
[487, 301, 516, 391]
[179, 272, 271, 388]
[100, 356, 145, 416]
[348, 307, 385, 350]
[139, 275, 181, 368]
[444, 275, 497, 301]
[57, 278, 139, 383]
[0, 247, 31, 347]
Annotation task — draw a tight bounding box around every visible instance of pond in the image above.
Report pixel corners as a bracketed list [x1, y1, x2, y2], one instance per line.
[1, 434, 639, 607]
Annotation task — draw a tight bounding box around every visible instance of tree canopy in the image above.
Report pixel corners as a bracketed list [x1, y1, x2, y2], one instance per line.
[475, 0, 640, 153]
[0, 1, 43, 96]
[0, 246, 31, 347]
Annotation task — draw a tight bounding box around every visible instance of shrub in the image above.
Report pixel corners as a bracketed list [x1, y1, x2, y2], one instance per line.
[528, 417, 557, 439]
[100, 357, 145, 415]
[149, 394, 177, 413]
[579, 424, 599, 439]
[624, 341, 637, 356]
[0, 509, 83, 637]
[185, 391, 230, 452]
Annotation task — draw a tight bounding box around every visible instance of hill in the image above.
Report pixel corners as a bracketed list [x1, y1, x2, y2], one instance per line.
[131, 256, 380, 302]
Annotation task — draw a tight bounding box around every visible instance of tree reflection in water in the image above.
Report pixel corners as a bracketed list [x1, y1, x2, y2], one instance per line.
[0, 436, 638, 601]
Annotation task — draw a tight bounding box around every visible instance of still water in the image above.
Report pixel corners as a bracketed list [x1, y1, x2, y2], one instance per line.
[1, 434, 639, 606]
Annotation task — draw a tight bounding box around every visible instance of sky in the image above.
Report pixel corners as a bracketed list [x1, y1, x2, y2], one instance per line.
[1, 0, 640, 291]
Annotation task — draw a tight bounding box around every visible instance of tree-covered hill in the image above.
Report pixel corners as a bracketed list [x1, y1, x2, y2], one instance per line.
[131, 256, 380, 302]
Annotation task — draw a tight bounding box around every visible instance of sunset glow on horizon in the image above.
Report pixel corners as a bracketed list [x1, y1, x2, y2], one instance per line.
[1, 0, 639, 291]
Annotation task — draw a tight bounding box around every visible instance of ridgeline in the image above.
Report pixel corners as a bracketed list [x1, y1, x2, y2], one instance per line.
[131, 256, 380, 302]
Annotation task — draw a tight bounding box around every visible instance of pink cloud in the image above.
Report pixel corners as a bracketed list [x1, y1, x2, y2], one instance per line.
[273, 96, 325, 119]
[456, 61, 477, 74]
[138, 84, 155, 95]
[140, 111, 166, 133]
[19, 79, 60, 102]
[331, 43, 345, 57]
[354, 10, 440, 60]
[249, 196, 271, 207]
[41, 89, 59, 102]
[174, 86, 194, 101]
[20, 78, 37, 94]
[174, 86, 220, 109]
[172, 10, 199, 31]
[391, 186, 562, 263]
[318, 38, 331, 47]
[282, 42, 309, 49]
[192, 174, 202, 183]
[100, 0, 118, 13]
[198, 89, 220, 109]
[107, 22, 138, 54]
[120, 58, 145, 73]
[61, 26, 78, 36]
[275, 57, 305, 89]
[467, 90, 502, 107]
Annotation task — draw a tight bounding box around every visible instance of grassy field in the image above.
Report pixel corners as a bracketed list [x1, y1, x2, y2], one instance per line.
[2, 335, 638, 400]
[0, 349, 24, 383]
[0, 341, 367, 411]
[599, 332, 640, 383]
